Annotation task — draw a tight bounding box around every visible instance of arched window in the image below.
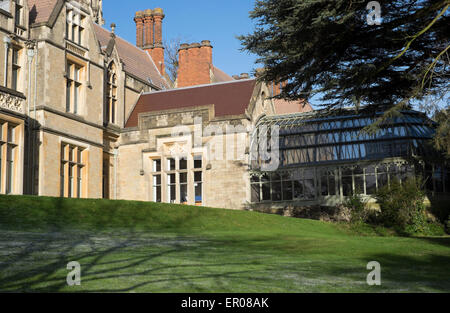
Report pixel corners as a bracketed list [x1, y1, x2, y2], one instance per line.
[106, 62, 117, 124]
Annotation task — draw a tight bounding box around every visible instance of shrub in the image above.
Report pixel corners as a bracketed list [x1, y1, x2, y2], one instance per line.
[344, 193, 368, 224]
[375, 177, 441, 235]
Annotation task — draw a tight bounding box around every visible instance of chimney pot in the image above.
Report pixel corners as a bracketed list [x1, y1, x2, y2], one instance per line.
[232, 75, 240, 80]
[153, 8, 164, 16]
[240, 73, 250, 79]
[144, 9, 153, 17]
[201, 40, 212, 47]
[179, 43, 189, 50]
[135, 11, 144, 18]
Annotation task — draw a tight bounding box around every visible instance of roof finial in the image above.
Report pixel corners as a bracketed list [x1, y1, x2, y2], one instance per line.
[110, 23, 116, 34]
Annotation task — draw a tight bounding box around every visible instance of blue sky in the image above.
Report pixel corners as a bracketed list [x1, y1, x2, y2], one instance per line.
[102, 0, 259, 78]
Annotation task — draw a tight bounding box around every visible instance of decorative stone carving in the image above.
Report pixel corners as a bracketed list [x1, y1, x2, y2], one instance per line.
[0, 90, 25, 114]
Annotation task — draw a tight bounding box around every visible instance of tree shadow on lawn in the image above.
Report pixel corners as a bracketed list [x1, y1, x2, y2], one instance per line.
[0, 229, 274, 293]
[1, 228, 449, 293]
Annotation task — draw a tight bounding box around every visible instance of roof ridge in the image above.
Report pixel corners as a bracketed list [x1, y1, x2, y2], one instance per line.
[142, 78, 256, 96]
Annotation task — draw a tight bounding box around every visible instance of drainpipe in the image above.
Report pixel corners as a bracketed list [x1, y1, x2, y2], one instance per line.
[26, 45, 35, 116]
[3, 36, 11, 87]
[26, 43, 35, 194]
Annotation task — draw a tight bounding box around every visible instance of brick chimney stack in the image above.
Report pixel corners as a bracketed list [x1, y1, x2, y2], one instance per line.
[272, 81, 287, 96]
[143, 9, 153, 48]
[149, 8, 165, 75]
[134, 11, 144, 48]
[177, 40, 214, 88]
[134, 8, 165, 76]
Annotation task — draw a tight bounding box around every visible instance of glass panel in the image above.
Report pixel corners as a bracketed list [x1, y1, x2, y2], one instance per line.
[73, 84, 78, 114]
[321, 175, 328, 196]
[378, 173, 388, 189]
[304, 179, 315, 199]
[167, 173, 176, 184]
[354, 176, 364, 194]
[261, 183, 271, 201]
[293, 180, 303, 199]
[66, 81, 71, 112]
[179, 173, 187, 184]
[153, 175, 161, 185]
[168, 185, 176, 203]
[179, 158, 187, 170]
[250, 175, 260, 183]
[195, 183, 202, 203]
[270, 172, 281, 181]
[167, 158, 175, 171]
[6, 145, 14, 194]
[342, 176, 352, 196]
[194, 172, 202, 182]
[366, 174, 376, 194]
[77, 167, 82, 198]
[282, 181, 293, 201]
[180, 184, 188, 203]
[153, 159, 161, 172]
[153, 186, 161, 202]
[271, 182, 282, 201]
[194, 156, 202, 169]
[329, 174, 336, 196]
[251, 184, 260, 202]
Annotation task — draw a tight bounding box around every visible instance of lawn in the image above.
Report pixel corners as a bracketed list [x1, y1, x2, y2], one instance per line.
[0, 195, 449, 292]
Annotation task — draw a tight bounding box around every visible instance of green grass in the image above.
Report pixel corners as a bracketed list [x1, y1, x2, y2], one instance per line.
[0, 194, 449, 292]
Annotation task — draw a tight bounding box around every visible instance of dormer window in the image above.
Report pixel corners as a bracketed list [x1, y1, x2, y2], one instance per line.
[66, 6, 85, 46]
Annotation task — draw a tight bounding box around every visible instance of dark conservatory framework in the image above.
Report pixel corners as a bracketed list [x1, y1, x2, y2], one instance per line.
[250, 109, 450, 205]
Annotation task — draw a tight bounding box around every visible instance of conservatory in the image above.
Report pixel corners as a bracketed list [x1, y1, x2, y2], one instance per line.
[250, 109, 450, 206]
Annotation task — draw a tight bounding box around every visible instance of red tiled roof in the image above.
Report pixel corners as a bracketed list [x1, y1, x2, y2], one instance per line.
[273, 98, 313, 114]
[93, 24, 169, 89]
[28, 0, 59, 24]
[126, 79, 257, 128]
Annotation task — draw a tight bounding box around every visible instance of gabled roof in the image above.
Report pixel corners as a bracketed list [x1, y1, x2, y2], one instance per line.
[28, 0, 59, 24]
[126, 79, 257, 128]
[93, 24, 169, 89]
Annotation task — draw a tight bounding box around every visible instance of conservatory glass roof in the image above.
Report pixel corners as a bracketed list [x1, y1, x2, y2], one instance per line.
[251, 109, 438, 169]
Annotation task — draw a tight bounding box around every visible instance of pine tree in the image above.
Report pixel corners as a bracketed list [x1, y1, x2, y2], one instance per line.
[239, 0, 449, 108]
[239, 0, 449, 155]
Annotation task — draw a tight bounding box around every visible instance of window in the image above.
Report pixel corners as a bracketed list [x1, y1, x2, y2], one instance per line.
[66, 61, 83, 114]
[106, 63, 118, 124]
[0, 121, 18, 194]
[320, 169, 337, 196]
[193, 155, 203, 205]
[60, 143, 86, 198]
[14, 0, 22, 26]
[179, 158, 188, 204]
[152, 154, 205, 205]
[66, 8, 85, 46]
[152, 159, 162, 202]
[194, 171, 202, 205]
[11, 47, 20, 91]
